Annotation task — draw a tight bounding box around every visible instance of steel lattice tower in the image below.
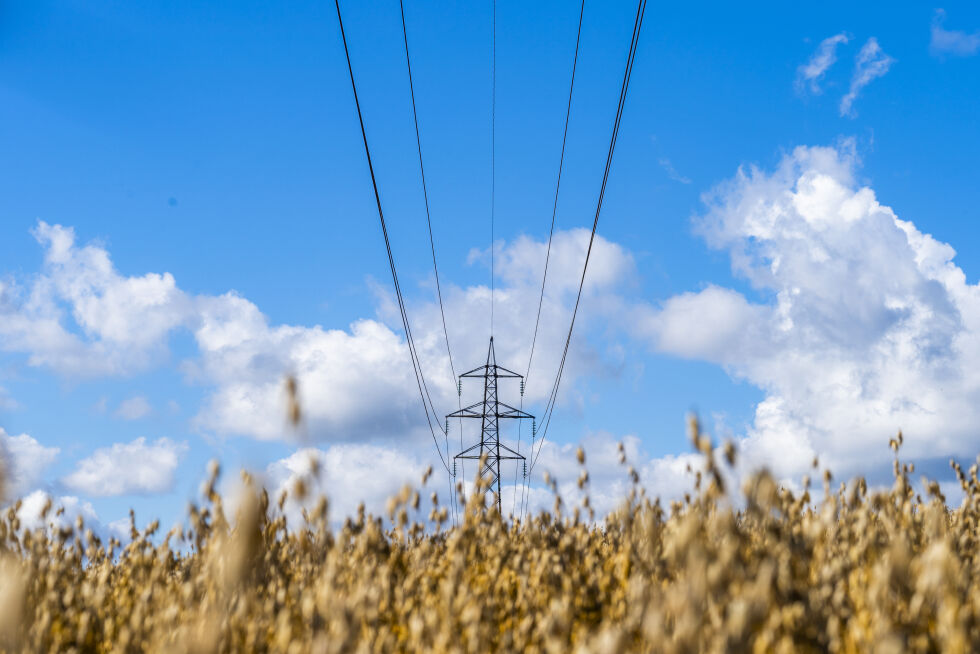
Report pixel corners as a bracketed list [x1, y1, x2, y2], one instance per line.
[449, 337, 534, 513]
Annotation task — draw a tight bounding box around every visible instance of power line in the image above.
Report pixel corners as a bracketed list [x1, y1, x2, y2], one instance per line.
[398, 0, 461, 526]
[515, 0, 586, 519]
[531, 0, 647, 471]
[523, 0, 648, 519]
[334, 0, 451, 476]
[398, 0, 458, 386]
[524, 0, 585, 390]
[489, 0, 497, 338]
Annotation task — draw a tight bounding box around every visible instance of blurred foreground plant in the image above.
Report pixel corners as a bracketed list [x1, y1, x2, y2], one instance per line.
[0, 425, 977, 653]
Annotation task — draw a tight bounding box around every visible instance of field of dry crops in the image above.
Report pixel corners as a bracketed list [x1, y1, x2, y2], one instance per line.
[1, 420, 979, 653]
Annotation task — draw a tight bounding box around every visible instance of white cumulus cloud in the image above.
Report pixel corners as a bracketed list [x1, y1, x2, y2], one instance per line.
[1, 222, 638, 449]
[260, 444, 430, 527]
[640, 141, 980, 484]
[0, 428, 59, 499]
[257, 431, 695, 526]
[0, 222, 192, 376]
[62, 437, 187, 496]
[191, 228, 635, 444]
[15, 489, 101, 534]
[519, 431, 700, 518]
[840, 38, 895, 117]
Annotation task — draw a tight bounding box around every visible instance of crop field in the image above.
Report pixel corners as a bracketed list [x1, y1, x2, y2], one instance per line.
[0, 421, 978, 653]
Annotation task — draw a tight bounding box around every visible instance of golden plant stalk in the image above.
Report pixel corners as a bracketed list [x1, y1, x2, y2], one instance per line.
[0, 431, 977, 653]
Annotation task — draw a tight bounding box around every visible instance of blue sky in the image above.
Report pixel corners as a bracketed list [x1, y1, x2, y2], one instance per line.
[1, 1, 979, 532]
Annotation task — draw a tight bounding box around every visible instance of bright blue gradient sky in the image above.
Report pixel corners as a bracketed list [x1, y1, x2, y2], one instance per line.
[1, 1, 979, 532]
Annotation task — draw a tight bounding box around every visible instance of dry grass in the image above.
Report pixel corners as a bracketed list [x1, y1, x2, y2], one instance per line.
[1, 419, 978, 653]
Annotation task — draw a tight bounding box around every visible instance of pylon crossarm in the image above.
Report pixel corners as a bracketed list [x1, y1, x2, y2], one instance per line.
[496, 442, 526, 458]
[491, 365, 522, 378]
[457, 453, 522, 461]
[458, 364, 522, 379]
[447, 401, 485, 418]
[454, 442, 486, 458]
[495, 401, 534, 419]
[459, 364, 490, 378]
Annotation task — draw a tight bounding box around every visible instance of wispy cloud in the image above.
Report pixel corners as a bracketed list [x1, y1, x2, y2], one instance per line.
[113, 395, 152, 420]
[931, 9, 980, 57]
[0, 387, 18, 411]
[840, 38, 894, 117]
[796, 33, 849, 94]
[658, 158, 691, 184]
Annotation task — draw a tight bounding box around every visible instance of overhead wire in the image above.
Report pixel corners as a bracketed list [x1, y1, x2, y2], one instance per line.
[489, 0, 501, 515]
[334, 0, 451, 478]
[398, 0, 462, 527]
[490, 0, 497, 339]
[514, 0, 586, 519]
[335, 0, 646, 522]
[523, 0, 648, 521]
[530, 0, 647, 471]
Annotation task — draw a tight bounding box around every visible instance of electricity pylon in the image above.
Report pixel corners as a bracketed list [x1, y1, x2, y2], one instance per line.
[448, 337, 534, 514]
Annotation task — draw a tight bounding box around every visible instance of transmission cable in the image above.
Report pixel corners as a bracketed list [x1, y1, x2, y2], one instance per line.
[334, 0, 451, 476]
[398, 0, 458, 387]
[513, 0, 586, 519]
[530, 0, 647, 472]
[523, 0, 648, 519]
[489, 0, 497, 338]
[398, 0, 463, 525]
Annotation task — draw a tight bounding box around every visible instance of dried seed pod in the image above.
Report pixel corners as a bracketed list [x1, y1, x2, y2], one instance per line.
[1, 435, 971, 653]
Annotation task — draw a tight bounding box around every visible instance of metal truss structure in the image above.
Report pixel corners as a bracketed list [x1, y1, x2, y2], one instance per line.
[448, 337, 534, 513]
